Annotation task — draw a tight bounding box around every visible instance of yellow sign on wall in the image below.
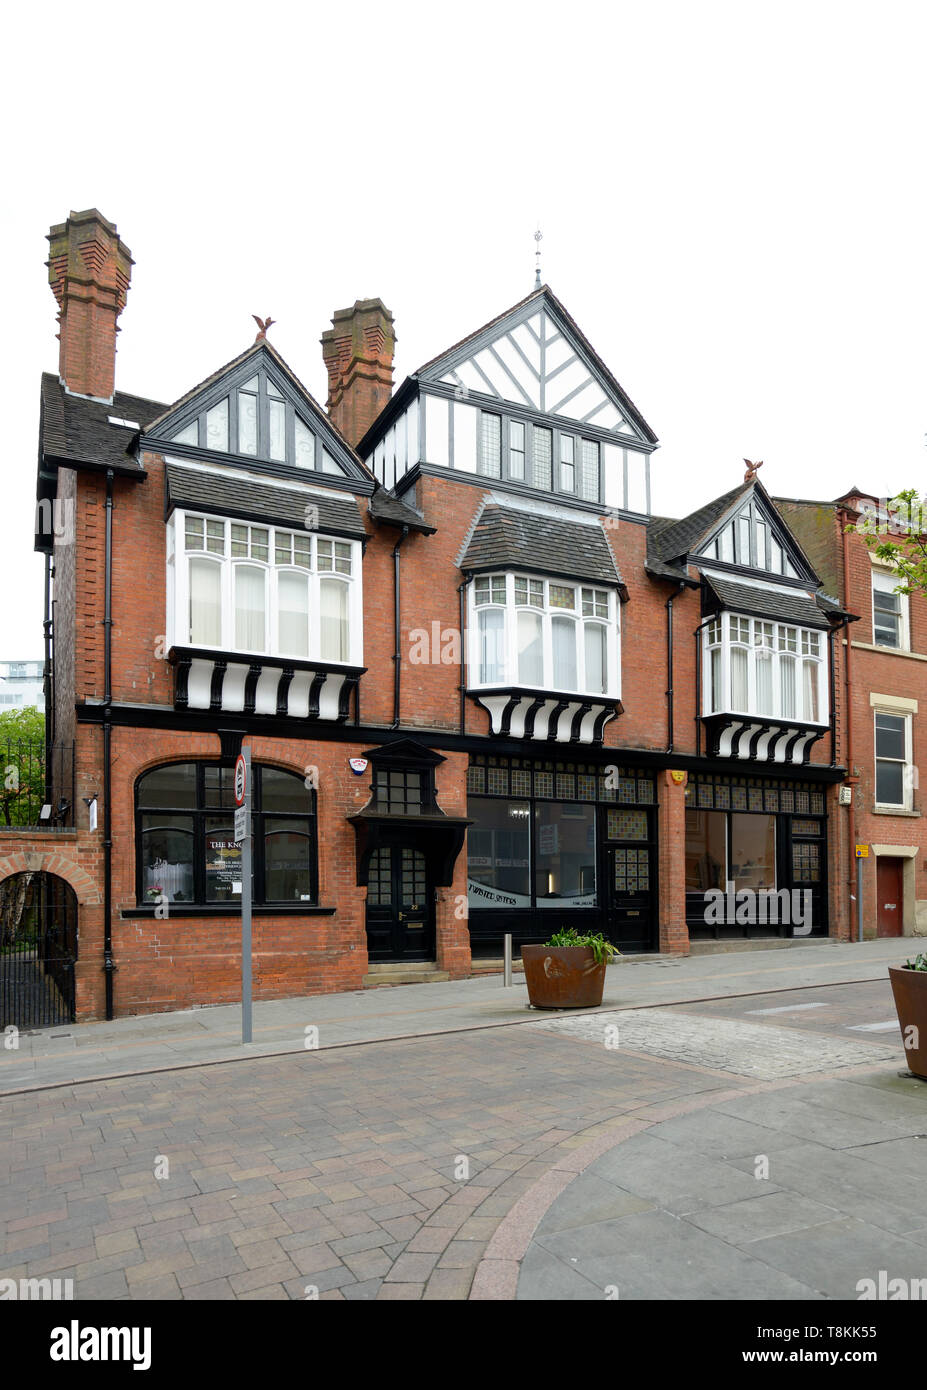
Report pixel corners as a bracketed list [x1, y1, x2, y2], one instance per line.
[855, 844, 869, 858]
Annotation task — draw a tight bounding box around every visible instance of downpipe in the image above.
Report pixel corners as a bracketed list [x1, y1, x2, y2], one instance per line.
[103, 469, 116, 1019]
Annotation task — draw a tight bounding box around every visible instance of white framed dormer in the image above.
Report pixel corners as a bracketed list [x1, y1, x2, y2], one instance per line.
[167, 508, 364, 668]
[871, 566, 911, 651]
[702, 613, 828, 727]
[468, 573, 620, 700]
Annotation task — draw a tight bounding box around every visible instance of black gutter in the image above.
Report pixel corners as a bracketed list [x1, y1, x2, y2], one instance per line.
[664, 581, 685, 752]
[391, 526, 409, 728]
[102, 469, 116, 1020]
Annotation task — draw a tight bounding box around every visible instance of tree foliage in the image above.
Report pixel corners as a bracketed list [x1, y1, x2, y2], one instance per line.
[849, 488, 927, 596]
[0, 704, 45, 827]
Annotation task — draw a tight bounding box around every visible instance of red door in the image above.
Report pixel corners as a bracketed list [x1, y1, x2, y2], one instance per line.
[876, 857, 904, 937]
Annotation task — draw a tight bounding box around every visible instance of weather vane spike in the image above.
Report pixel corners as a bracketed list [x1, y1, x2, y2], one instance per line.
[534, 227, 543, 290]
[253, 315, 276, 342]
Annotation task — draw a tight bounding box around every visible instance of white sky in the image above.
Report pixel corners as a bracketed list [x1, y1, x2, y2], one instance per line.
[3, 0, 925, 658]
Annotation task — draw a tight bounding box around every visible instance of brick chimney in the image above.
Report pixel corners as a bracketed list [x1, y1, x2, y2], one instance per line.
[321, 298, 395, 447]
[47, 209, 133, 401]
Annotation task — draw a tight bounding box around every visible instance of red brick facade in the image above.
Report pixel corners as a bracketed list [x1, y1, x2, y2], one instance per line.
[18, 208, 868, 1023]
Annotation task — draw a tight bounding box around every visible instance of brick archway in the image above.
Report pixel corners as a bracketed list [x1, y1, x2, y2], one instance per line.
[0, 846, 100, 905]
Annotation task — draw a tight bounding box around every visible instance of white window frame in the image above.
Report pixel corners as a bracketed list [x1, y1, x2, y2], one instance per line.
[476, 410, 602, 502]
[873, 708, 914, 810]
[468, 572, 620, 698]
[706, 501, 800, 578]
[167, 509, 363, 666]
[872, 569, 910, 651]
[702, 611, 828, 724]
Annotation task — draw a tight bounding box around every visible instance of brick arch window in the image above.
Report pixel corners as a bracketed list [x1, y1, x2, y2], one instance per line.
[135, 762, 317, 907]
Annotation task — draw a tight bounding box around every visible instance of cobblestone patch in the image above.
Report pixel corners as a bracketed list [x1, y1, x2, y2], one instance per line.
[532, 1009, 902, 1079]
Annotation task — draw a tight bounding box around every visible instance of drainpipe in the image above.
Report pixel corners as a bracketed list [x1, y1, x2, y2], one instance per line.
[839, 507, 857, 930]
[665, 582, 685, 752]
[391, 525, 409, 728]
[827, 624, 837, 765]
[102, 469, 115, 1019]
[458, 574, 473, 735]
[43, 552, 53, 804]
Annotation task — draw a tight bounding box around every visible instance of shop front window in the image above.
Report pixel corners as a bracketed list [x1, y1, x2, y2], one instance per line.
[136, 761, 316, 906]
[685, 809, 726, 891]
[467, 799, 532, 907]
[730, 813, 776, 892]
[535, 802, 596, 908]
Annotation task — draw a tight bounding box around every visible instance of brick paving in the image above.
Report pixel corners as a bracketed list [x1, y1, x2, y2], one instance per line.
[1, 1024, 746, 1299]
[0, 975, 918, 1301]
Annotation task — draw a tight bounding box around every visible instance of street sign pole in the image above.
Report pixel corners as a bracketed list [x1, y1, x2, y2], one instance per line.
[855, 844, 868, 944]
[236, 747, 253, 1044]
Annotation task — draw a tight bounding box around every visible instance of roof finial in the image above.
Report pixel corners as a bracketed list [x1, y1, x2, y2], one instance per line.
[743, 458, 764, 483]
[252, 314, 276, 342]
[534, 227, 543, 290]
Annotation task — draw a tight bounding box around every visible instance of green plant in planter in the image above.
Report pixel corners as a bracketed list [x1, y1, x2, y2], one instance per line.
[903, 952, 927, 971]
[543, 928, 620, 965]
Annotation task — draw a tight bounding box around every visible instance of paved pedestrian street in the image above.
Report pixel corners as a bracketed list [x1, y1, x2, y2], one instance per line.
[2, 965, 926, 1301]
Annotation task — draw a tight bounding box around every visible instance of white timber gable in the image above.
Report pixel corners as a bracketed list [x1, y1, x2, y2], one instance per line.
[363, 289, 657, 515]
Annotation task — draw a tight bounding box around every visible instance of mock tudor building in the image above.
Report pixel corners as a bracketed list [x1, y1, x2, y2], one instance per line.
[15, 207, 867, 1022]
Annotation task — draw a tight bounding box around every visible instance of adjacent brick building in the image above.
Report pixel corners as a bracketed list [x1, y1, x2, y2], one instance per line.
[11, 206, 895, 1024]
[778, 490, 927, 942]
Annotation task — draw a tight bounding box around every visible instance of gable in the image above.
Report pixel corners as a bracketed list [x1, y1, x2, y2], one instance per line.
[142, 343, 366, 480]
[418, 291, 653, 442]
[695, 485, 816, 583]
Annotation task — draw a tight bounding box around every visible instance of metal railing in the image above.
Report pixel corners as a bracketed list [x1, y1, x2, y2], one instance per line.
[0, 740, 75, 830]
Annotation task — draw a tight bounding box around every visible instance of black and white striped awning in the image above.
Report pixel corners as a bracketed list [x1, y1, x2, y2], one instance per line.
[169, 647, 364, 721]
[471, 689, 622, 745]
[702, 714, 827, 764]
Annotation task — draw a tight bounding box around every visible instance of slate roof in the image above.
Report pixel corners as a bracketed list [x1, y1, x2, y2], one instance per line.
[367, 485, 436, 534]
[165, 464, 367, 539]
[459, 504, 621, 586]
[40, 373, 167, 472]
[645, 515, 694, 583]
[648, 482, 752, 567]
[703, 573, 831, 629]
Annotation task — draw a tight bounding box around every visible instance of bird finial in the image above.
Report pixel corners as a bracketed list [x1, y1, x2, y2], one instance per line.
[253, 315, 276, 342]
[743, 459, 764, 483]
[534, 228, 543, 290]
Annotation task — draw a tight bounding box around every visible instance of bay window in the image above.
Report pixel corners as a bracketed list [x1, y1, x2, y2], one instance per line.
[704, 612, 827, 723]
[471, 573, 618, 697]
[170, 509, 361, 664]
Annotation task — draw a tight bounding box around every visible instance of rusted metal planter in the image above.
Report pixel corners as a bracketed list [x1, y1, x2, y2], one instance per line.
[521, 945, 607, 1009]
[889, 966, 927, 1080]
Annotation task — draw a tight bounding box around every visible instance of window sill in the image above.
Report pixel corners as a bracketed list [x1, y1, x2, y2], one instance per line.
[123, 904, 337, 918]
[850, 640, 922, 660]
[871, 806, 920, 818]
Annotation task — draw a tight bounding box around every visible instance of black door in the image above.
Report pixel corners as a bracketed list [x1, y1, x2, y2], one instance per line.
[602, 805, 657, 952]
[365, 846, 435, 962]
